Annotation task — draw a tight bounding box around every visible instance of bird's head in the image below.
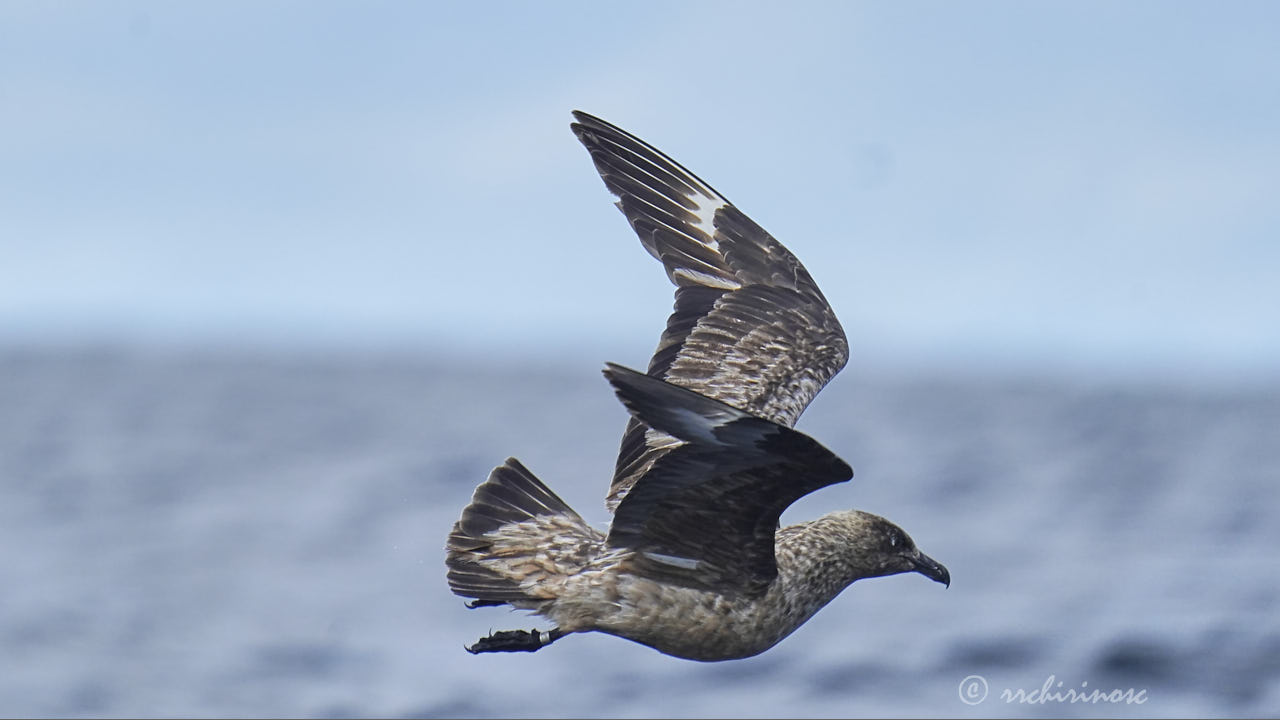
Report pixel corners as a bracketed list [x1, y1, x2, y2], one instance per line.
[829, 510, 950, 588]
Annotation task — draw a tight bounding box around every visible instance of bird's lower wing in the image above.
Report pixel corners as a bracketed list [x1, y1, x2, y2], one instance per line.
[602, 364, 852, 595]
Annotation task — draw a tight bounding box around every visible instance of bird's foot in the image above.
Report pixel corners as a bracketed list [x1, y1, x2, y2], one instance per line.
[465, 627, 566, 654]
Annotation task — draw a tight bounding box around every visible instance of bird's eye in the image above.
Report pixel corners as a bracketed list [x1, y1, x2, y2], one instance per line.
[888, 533, 899, 548]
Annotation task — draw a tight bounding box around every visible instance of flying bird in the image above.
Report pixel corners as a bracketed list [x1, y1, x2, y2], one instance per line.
[444, 111, 949, 661]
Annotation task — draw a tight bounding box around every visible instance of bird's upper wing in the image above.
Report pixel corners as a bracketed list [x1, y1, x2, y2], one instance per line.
[602, 364, 852, 595]
[570, 111, 849, 512]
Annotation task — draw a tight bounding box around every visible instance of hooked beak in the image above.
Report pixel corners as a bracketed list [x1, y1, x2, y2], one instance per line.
[912, 551, 950, 588]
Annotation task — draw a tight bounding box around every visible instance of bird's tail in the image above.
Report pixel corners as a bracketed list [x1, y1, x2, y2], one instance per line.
[446, 458, 601, 608]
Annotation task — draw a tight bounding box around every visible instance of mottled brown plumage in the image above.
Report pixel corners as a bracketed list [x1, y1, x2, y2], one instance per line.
[444, 112, 948, 661]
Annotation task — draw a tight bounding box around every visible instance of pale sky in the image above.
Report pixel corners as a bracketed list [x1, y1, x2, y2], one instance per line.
[3, 1, 1278, 383]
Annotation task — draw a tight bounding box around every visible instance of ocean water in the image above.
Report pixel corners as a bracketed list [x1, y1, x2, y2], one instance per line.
[2, 347, 1277, 718]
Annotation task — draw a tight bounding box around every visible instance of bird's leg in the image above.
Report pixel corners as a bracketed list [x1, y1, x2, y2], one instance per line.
[466, 627, 566, 654]
[465, 599, 505, 609]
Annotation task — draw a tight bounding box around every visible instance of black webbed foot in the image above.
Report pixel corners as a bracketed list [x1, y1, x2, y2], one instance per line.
[465, 599, 506, 609]
[465, 627, 566, 654]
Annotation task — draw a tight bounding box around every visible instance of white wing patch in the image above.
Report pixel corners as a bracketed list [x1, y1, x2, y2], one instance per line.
[689, 193, 727, 252]
[667, 406, 733, 446]
[672, 266, 741, 289]
[642, 551, 703, 571]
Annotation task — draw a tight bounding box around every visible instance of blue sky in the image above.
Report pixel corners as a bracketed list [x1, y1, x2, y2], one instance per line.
[3, 1, 1278, 382]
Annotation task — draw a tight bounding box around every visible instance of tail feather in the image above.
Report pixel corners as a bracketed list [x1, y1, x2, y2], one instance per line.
[446, 458, 599, 607]
[445, 567, 534, 604]
[455, 458, 576, 538]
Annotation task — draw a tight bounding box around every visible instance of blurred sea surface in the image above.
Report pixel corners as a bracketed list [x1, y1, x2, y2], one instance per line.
[2, 347, 1277, 718]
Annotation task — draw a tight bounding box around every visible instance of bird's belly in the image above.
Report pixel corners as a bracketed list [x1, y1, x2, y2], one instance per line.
[591, 576, 808, 661]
